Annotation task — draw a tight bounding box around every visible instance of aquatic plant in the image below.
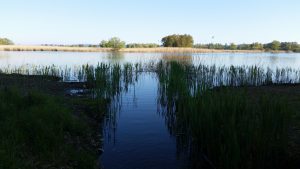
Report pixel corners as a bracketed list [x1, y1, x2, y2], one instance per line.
[156, 61, 294, 169]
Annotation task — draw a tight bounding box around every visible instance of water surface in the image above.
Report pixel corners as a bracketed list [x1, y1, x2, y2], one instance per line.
[101, 74, 188, 169]
[1, 51, 300, 68]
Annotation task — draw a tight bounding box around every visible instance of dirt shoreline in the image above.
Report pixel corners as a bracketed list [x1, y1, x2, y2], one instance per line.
[0, 45, 291, 53]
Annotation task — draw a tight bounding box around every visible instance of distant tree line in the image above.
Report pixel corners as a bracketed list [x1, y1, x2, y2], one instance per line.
[161, 34, 194, 47]
[0, 38, 14, 45]
[194, 40, 300, 52]
[126, 43, 160, 48]
[3, 36, 300, 52]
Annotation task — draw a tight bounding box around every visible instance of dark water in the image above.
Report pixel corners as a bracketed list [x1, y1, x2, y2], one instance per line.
[101, 74, 188, 169]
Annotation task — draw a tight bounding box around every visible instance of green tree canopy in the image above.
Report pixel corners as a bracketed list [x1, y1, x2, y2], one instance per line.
[0, 38, 14, 45]
[100, 37, 125, 50]
[266, 40, 281, 50]
[229, 43, 237, 50]
[280, 42, 299, 51]
[250, 42, 264, 50]
[161, 34, 194, 47]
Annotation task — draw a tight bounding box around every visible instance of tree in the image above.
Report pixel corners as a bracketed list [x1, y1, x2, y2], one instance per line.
[100, 40, 109, 47]
[280, 42, 298, 51]
[0, 38, 14, 45]
[237, 44, 251, 50]
[250, 42, 263, 50]
[229, 43, 237, 50]
[270, 40, 281, 50]
[161, 34, 194, 47]
[100, 37, 125, 50]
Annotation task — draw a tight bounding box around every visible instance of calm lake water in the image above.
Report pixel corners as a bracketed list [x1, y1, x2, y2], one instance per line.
[1, 51, 300, 69]
[101, 74, 189, 169]
[1, 51, 300, 169]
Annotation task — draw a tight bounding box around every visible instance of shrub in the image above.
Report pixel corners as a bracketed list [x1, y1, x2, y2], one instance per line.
[0, 38, 14, 45]
[162, 34, 194, 47]
[100, 37, 125, 50]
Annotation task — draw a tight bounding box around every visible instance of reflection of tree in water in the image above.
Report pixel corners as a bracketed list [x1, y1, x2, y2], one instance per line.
[161, 53, 193, 65]
[106, 52, 125, 63]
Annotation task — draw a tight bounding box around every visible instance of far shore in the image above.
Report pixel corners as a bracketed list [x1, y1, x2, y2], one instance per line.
[0, 45, 291, 53]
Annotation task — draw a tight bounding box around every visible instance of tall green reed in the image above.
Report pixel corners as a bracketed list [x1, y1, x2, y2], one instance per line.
[156, 61, 294, 169]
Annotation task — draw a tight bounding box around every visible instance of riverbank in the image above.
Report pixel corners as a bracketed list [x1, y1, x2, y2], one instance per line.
[0, 45, 290, 53]
[0, 73, 105, 169]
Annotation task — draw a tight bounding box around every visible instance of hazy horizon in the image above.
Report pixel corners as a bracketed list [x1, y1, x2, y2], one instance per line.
[1, 0, 300, 45]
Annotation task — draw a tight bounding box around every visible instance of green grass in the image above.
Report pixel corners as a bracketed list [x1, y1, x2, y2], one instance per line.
[0, 88, 97, 169]
[157, 61, 295, 169]
[190, 89, 291, 169]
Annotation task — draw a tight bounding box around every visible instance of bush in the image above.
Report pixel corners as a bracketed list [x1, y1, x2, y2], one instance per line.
[229, 43, 237, 50]
[100, 37, 125, 50]
[162, 34, 194, 47]
[0, 38, 14, 45]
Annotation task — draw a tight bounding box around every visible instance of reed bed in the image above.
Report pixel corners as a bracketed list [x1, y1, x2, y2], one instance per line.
[0, 45, 112, 52]
[1, 62, 300, 86]
[0, 45, 267, 53]
[156, 61, 296, 169]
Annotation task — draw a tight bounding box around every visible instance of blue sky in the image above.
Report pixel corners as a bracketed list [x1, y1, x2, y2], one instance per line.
[1, 0, 299, 45]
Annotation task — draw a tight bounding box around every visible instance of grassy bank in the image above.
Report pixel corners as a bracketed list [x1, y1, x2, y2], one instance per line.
[0, 45, 282, 53]
[0, 74, 106, 169]
[157, 62, 300, 169]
